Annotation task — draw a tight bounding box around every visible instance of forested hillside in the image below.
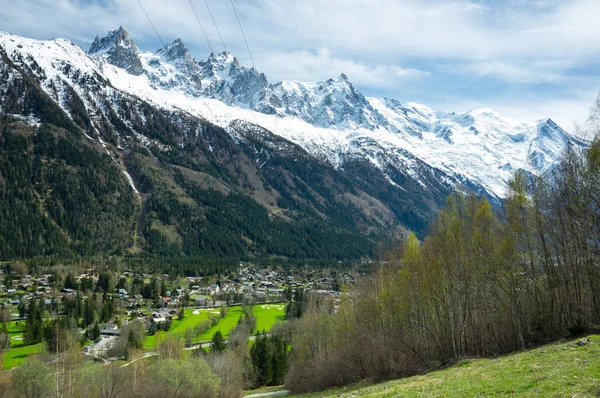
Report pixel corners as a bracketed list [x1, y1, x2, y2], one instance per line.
[1, 29, 581, 266]
[0, 46, 407, 263]
[284, 128, 600, 393]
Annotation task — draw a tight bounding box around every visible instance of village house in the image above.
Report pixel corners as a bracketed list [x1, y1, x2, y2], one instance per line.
[100, 324, 121, 336]
[194, 296, 212, 307]
[199, 284, 220, 295]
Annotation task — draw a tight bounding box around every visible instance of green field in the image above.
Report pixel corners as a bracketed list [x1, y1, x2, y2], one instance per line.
[1, 304, 287, 367]
[144, 304, 286, 349]
[2, 321, 44, 370]
[197, 306, 243, 341]
[252, 304, 286, 333]
[2, 343, 43, 370]
[300, 335, 600, 397]
[144, 308, 212, 348]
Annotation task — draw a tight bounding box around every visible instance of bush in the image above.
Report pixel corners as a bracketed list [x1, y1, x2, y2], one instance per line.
[11, 358, 53, 398]
[147, 358, 220, 398]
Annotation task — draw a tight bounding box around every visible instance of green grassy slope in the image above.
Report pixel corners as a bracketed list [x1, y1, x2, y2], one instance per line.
[301, 335, 600, 397]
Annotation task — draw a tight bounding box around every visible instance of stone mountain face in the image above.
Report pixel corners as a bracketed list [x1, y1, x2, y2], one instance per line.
[84, 28, 583, 200]
[0, 28, 586, 261]
[197, 51, 282, 114]
[88, 27, 144, 75]
[271, 74, 389, 130]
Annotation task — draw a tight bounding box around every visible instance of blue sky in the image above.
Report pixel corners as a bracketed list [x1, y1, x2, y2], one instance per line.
[1, 0, 598, 130]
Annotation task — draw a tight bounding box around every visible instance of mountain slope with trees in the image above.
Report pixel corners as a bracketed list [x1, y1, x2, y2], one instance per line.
[284, 123, 600, 393]
[0, 31, 468, 263]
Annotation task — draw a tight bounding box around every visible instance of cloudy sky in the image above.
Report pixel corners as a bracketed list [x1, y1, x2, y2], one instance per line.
[1, 0, 598, 130]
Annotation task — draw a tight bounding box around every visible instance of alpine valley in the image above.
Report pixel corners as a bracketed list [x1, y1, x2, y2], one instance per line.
[0, 27, 585, 262]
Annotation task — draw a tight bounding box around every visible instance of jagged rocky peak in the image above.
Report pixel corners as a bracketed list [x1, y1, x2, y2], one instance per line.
[199, 51, 240, 76]
[88, 27, 144, 75]
[157, 39, 192, 63]
[272, 73, 386, 130]
[156, 38, 200, 76]
[89, 26, 137, 53]
[195, 50, 274, 111]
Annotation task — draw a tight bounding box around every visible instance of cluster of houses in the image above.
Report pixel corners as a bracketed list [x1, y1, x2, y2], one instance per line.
[1, 264, 354, 334]
[0, 268, 57, 310]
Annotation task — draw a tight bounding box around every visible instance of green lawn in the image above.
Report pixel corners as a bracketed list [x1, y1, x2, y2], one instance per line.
[144, 308, 212, 349]
[7, 321, 25, 340]
[252, 304, 286, 333]
[0, 304, 287, 366]
[301, 335, 600, 397]
[144, 304, 287, 349]
[198, 306, 243, 341]
[2, 321, 44, 370]
[2, 343, 43, 370]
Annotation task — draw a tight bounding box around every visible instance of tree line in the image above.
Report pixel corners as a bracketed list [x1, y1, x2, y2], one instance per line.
[284, 121, 600, 393]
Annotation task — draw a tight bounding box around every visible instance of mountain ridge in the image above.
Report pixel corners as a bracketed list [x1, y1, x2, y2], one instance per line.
[0, 28, 586, 261]
[80, 27, 583, 198]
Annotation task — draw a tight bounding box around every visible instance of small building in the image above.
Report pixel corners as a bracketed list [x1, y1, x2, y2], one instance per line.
[194, 296, 212, 307]
[151, 317, 167, 325]
[100, 324, 121, 336]
[117, 289, 128, 297]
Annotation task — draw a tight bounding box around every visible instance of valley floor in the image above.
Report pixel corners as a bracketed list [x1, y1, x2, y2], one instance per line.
[298, 335, 600, 397]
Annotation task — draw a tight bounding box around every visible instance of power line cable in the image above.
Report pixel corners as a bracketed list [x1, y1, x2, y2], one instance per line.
[187, 0, 215, 54]
[136, 0, 166, 48]
[229, 0, 256, 70]
[138, 0, 217, 121]
[204, 0, 228, 52]
[228, 1, 282, 132]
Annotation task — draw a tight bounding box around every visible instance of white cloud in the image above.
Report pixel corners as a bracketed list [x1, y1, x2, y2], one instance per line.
[0, 0, 598, 126]
[450, 88, 600, 135]
[259, 48, 427, 87]
[464, 60, 577, 84]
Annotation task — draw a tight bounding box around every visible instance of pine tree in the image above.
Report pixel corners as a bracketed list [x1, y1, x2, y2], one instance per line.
[211, 330, 226, 353]
[270, 335, 288, 385]
[250, 332, 272, 387]
[83, 298, 95, 328]
[24, 299, 43, 344]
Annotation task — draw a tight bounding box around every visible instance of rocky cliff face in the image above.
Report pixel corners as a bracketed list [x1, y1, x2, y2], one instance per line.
[88, 27, 144, 75]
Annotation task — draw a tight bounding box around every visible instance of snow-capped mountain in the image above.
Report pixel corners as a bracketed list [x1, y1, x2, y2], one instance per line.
[80, 28, 585, 199]
[196, 51, 281, 114]
[82, 27, 586, 198]
[0, 28, 585, 231]
[89, 26, 144, 76]
[272, 74, 388, 130]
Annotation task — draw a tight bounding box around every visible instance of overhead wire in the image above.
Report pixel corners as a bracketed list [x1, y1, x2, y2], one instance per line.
[204, 0, 228, 52]
[229, 0, 256, 70]
[181, 0, 223, 121]
[187, 0, 215, 55]
[137, 0, 217, 120]
[227, 0, 277, 131]
[136, 0, 166, 48]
